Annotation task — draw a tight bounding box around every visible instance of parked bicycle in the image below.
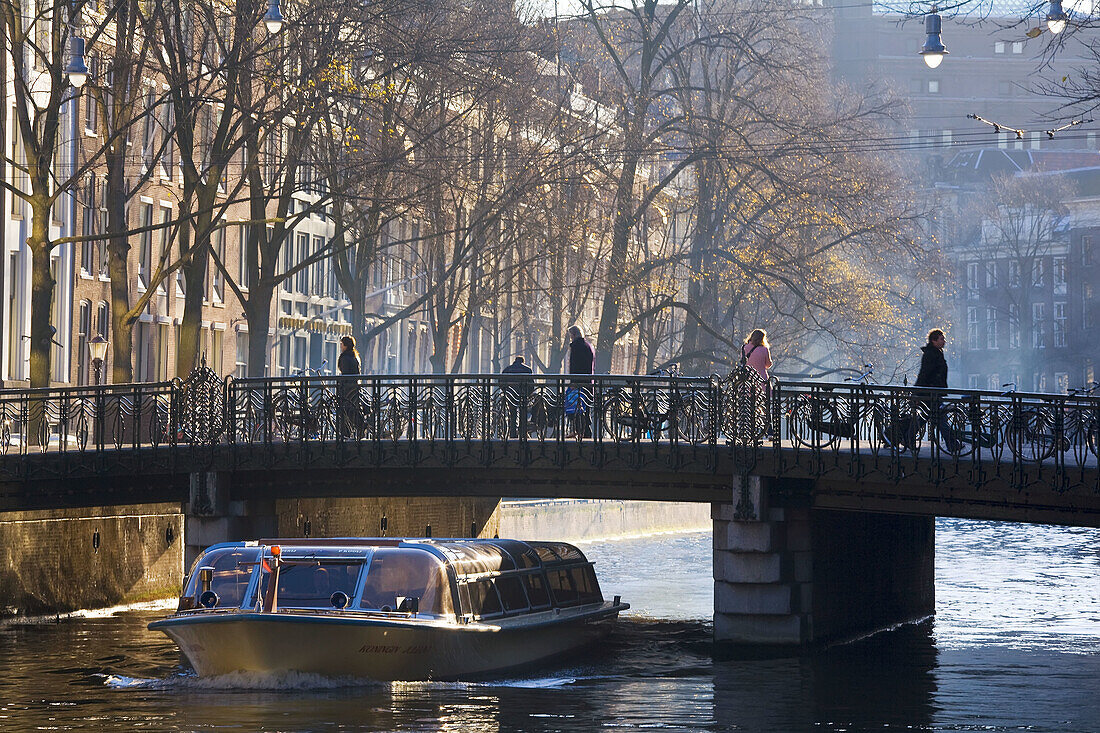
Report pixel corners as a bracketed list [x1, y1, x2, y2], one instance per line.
[787, 365, 915, 451]
[601, 367, 711, 444]
[1000, 381, 1100, 462]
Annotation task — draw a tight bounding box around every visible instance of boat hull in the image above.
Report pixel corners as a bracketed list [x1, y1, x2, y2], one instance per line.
[150, 604, 623, 681]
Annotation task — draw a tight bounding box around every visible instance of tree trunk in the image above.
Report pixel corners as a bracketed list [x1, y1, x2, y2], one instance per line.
[593, 151, 641, 374]
[176, 202, 210, 376]
[28, 207, 54, 389]
[245, 287, 274, 378]
[106, 150, 133, 383]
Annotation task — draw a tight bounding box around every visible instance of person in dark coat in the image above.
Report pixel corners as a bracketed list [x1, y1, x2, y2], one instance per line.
[566, 325, 594, 437]
[915, 329, 948, 388]
[567, 325, 595, 376]
[501, 356, 534, 437]
[337, 336, 362, 437]
[914, 328, 957, 450]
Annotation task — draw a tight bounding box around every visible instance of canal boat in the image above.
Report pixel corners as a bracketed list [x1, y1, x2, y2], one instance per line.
[149, 537, 627, 681]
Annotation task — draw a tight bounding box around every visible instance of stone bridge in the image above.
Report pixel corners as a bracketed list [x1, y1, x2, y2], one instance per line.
[1, 366, 1097, 646]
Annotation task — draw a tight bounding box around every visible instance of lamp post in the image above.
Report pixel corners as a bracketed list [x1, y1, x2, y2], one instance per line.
[263, 0, 284, 34]
[65, 35, 89, 88]
[919, 8, 948, 69]
[1047, 0, 1068, 34]
[89, 334, 108, 385]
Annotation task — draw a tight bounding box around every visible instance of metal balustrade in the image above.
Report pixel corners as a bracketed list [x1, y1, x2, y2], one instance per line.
[0, 364, 1097, 494]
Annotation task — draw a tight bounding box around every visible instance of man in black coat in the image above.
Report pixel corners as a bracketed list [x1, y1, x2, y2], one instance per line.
[914, 328, 957, 450]
[501, 357, 533, 437]
[915, 329, 948, 388]
[566, 325, 594, 437]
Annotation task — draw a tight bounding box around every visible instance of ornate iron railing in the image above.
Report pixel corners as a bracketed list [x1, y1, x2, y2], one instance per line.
[0, 367, 1096, 493]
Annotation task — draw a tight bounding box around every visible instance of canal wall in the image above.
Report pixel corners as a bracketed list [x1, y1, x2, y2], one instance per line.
[1, 494, 707, 616]
[0, 504, 183, 616]
[498, 499, 711, 542]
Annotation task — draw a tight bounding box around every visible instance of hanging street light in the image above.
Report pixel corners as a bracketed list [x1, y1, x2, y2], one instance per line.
[65, 36, 89, 88]
[263, 0, 284, 34]
[1047, 0, 1068, 34]
[919, 8, 948, 69]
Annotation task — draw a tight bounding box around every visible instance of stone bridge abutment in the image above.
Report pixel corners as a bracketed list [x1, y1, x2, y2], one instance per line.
[713, 476, 936, 646]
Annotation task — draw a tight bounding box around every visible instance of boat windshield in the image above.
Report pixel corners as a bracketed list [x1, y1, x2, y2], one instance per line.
[267, 561, 364, 610]
[183, 546, 261, 609]
[359, 548, 454, 616]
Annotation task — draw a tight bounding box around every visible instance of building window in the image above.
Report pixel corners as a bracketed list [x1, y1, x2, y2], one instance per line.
[84, 58, 99, 134]
[967, 306, 981, 349]
[1053, 256, 1066, 290]
[968, 374, 982, 389]
[1053, 302, 1066, 347]
[1084, 283, 1094, 329]
[1083, 235, 1094, 266]
[81, 175, 96, 276]
[994, 41, 1006, 53]
[1008, 260, 1020, 287]
[96, 302, 109, 339]
[928, 80, 940, 94]
[157, 324, 170, 381]
[77, 301, 91, 385]
[986, 307, 999, 349]
[1032, 258, 1045, 287]
[235, 337, 248, 378]
[1030, 131, 1041, 150]
[211, 223, 226, 303]
[1055, 372, 1069, 394]
[238, 224, 251, 290]
[1032, 302, 1046, 349]
[988, 374, 1000, 391]
[966, 262, 979, 296]
[1012, 41, 1024, 53]
[1034, 372, 1047, 392]
[210, 329, 223, 375]
[138, 203, 154, 289]
[985, 261, 996, 288]
[1008, 305, 1020, 349]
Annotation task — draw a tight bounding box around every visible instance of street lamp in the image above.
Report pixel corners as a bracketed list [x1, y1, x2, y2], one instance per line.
[919, 9, 948, 69]
[65, 35, 89, 88]
[263, 0, 284, 34]
[88, 334, 108, 385]
[1046, 0, 1068, 34]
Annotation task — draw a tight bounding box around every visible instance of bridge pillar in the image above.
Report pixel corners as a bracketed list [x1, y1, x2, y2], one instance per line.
[713, 476, 935, 647]
[185, 472, 276, 569]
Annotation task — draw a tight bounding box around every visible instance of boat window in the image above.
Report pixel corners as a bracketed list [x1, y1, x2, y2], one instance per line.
[536, 542, 587, 563]
[440, 543, 516, 576]
[495, 575, 529, 613]
[270, 562, 363, 609]
[359, 548, 453, 616]
[462, 579, 503, 618]
[523, 573, 551, 609]
[546, 565, 602, 606]
[487, 540, 541, 569]
[183, 547, 260, 609]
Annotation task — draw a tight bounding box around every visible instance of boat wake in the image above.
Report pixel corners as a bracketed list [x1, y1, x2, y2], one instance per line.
[101, 669, 385, 691]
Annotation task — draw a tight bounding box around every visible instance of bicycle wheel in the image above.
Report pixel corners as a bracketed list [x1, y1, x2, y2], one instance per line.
[1085, 417, 1099, 459]
[1005, 406, 1058, 462]
[788, 399, 840, 450]
[930, 404, 968, 456]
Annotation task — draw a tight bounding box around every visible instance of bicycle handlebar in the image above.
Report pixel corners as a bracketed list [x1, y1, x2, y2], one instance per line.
[844, 364, 874, 384]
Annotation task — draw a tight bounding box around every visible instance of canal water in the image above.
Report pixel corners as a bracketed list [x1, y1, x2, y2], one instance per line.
[1, 518, 1098, 732]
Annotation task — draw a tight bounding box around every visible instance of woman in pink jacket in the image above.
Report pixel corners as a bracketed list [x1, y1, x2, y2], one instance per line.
[740, 329, 773, 381]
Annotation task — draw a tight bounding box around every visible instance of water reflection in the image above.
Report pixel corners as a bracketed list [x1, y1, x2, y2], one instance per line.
[712, 622, 939, 732]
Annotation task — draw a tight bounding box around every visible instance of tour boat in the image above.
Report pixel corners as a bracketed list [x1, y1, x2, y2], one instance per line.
[149, 537, 627, 681]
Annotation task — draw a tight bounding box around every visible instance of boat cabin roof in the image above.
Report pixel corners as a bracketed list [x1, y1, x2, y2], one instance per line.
[182, 538, 603, 620]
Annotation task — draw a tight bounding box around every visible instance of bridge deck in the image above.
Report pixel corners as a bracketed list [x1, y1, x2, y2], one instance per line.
[1, 369, 1097, 526]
